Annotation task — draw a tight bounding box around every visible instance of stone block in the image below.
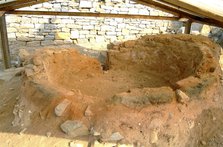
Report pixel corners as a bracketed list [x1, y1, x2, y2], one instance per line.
[45, 35, 55, 40]
[6, 16, 21, 23]
[43, 3, 52, 9]
[90, 30, 97, 35]
[79, 30, 90, 35]
[67, 24, 82, 29]
[97, 31, 105, 35]
[17, 36, 32, 41]
[55, 32, 71, 40]
[201, 25, 211, 36]
[31, 18, 39, 23]
[118, 23, 126, 29]
[101, 25, 115, 31]
[35, 24, 44, 29]
[44, 24, 57, 30]
[83, 25, 94, 30]
[152, 29, 160, 34]
[41, 40, 54, 46]
[7, 28, 17, 33]
[51, 18, 61, 23]
[121, 29, 129, 35]
[128, 8, 139, 14]
[64, 39, 73, 44]
[20, 24, 35, 29]
[106, 32, 117, 36]
[27, 41, 41, 47]
[54, 40, 64, 45]
[38, 18, 49, 23]
[7, 33, 16, 39]
[35, 36, 44, 41]
[96, 36, 104, 43]
[62, 28, 70, 32]
[19, 29, 29, 33]
[77, 39, 89, 44]
[140, 29, 153, 34]
[61, 19, 74, 24]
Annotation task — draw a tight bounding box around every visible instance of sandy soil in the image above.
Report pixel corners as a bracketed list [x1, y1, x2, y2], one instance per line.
[0, 34, 223, 147]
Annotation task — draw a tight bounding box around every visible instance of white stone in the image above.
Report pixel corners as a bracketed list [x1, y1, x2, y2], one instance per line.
[95, 36, 104, 42]
[176, 90, 190, 104]
[84, 106, 93, 117]
[20, 24, 35, 29]
[128, 8, 139, 14]
[7, 28, 17, 33]
[150, 130, 159, 144]
[8, 33, 16, 39]
[55, 99, 71, 116]
[79, 30, 89, 35]
[38, 18, 49, 23]
[79, 0, 92, 8]
[83, 25, 94, 30]
[51, 18, 61, 23]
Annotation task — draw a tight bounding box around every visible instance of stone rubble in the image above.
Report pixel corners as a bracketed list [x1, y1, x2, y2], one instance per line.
[60, 120, 89, 137]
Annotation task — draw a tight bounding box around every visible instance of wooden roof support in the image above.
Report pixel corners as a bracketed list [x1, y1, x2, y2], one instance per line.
[6, 10, 179, 20]
[0, 0, 49, 11]
[135, 0, 223, 27]
[184, 20, 192, 34]
[160, 0, 223, 23]
[134, 0, 180, 17]
[0, 11, 11, 69]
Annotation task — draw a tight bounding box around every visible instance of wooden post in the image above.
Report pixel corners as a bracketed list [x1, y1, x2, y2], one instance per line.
[0, 11, 11, 69]
[184, 20, 192, 34]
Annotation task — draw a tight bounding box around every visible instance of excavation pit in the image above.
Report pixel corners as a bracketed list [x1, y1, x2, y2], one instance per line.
[23, 34, 221, 107]
[15, 34, 222, 145]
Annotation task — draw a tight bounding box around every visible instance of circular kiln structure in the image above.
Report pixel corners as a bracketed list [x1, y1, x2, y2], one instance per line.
[16, 34, 222, 145]
[108, 34, 222, 106]
[22, 34, 222, 114]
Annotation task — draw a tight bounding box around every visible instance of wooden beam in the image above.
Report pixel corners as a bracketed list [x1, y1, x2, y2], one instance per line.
[135, 0, 223, 27]
[184, 20, 192, 34]
[160, 0, 223, 23]
[0, 0, 50, 11]
[0, 11, 11, 69]
[6, 10, 180, 20]
[0, 0, 34, 9]
[134, 0, 180, 17]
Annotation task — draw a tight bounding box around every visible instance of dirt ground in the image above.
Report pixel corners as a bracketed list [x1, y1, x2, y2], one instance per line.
[0, 34, 223, 147]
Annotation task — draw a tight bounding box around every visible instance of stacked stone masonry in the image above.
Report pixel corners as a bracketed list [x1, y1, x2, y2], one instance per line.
[5, 0, 182, 59]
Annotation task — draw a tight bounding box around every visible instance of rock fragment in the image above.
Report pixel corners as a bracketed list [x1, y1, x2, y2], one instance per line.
[46, 132, 51, 137]
[84, 106, 93, 117]
[176, 89, 190, 104]
[60, 120, 89, 137]
[18, 49, 30, 62]
[109, 132, 124, 141]
[55, 99, 71, 116]
[150, 129, 159, 144]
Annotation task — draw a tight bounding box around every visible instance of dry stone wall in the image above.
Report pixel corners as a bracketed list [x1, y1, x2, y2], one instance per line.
[5, 0, 182, 59]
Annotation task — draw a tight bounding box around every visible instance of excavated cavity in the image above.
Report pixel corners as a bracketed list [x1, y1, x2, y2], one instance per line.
[108, 35, 219, 87]
[23, 34, 221, 109]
